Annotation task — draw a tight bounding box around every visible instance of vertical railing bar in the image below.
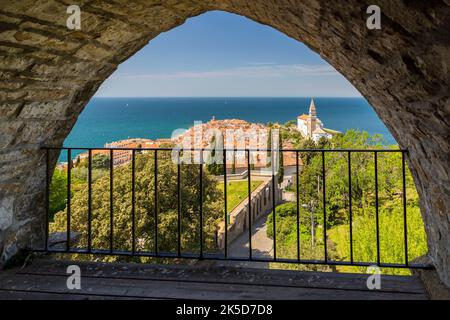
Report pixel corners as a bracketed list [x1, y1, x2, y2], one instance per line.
[374, 151, 380, 266]
[402, 151, 409, 266]
[247, 149, 252, 260]
[322, 151, 328, 262]
[109, 149, 114, 254]
[223, 149, 228, 259]
[45, 148, 50, 251]
[296, 150, 300, 261]
[131, 150, 136, 254]
[199, 149, 203, 259]
[66, 148, 71, 251]
[271, 149, 277, 261]
[348, 151, 353, 264]
[177, 151, 181, 258]
[154, 150, 158, 256]
[87, 149, 92, 253]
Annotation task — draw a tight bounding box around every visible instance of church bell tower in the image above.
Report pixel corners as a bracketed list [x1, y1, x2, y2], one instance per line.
[307, 98, 317, 137]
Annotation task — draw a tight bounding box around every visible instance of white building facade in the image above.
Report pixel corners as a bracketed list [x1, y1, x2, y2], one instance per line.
[297, 98, 333, 143]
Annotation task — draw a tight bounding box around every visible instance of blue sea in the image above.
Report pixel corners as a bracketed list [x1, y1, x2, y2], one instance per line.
[62, 97, 395, 160]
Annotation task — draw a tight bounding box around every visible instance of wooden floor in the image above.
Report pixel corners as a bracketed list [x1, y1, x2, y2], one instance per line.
[0, 259, 428, 300]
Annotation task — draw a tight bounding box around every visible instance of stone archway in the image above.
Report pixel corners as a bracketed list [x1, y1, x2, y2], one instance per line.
[0, 1, 448, 287]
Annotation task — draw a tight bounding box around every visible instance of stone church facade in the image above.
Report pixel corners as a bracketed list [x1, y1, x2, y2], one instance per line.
[297, 99, 333, 142]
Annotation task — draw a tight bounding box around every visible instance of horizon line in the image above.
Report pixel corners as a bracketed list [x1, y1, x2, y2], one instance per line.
[93, 96, 364, 99]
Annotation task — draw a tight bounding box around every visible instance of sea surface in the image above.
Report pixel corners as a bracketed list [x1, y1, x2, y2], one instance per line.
[62, 97, 395, 160]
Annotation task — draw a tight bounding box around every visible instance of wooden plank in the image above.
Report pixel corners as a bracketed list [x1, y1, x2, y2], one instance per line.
[17, 259, 426, 294]
[0, 289, 146, 300]
[0, 272, 427, 300]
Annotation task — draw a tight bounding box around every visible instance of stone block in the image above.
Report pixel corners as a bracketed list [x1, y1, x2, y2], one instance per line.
[0, 197, 14, 231]
[2, 0, 68, 28]
[19, 101, 70, 120]
[74, 44, 113, 62]
[0, 103, 23, 119]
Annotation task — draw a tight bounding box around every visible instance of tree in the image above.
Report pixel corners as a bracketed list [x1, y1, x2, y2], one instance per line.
[92, 154, 110, 170]
[206, 135, 223, 176]
[266, 202, 333, 272]
[278, 133, 284, 184]
[266, 128, 272, 163]
[50, 152, 224, 262]
[299, 138, 317, 165]
[49, 168, 68, 219]
[265, 130, 427, 275]
[284, 119, 296, 127]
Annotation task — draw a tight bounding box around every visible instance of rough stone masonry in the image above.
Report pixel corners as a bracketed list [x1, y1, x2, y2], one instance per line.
[0, 0, 449, 288]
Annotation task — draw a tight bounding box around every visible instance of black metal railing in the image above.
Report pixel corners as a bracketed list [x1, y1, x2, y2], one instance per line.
[37, 146, 433, 270]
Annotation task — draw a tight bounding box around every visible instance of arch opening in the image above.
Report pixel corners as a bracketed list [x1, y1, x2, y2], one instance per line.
[0, 1, 448, 288]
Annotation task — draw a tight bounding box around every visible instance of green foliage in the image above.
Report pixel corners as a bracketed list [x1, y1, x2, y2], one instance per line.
[266, 128, 272, 162]
[49, 168, 67, 219]
[265, 130, 427, 275]
[92, 154, 110, 170]
[206, 162, 223, 176]
[284, 119, 296, 127]
[49, 164, 91, 220]
[278, 134, 284, 184]
[280, 124, 304, 148]
[217, 180, 263, 213]
[266, 202, 297, 239]
[50, 152, 224, 262]
[329, 206, 427, 275]
[205, 135, 223, 176]
[266, 202, 332, 272]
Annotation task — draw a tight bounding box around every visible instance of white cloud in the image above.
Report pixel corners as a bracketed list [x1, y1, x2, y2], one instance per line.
[95, 62, 361, 97]
[244, 61, 278, 66]
[111, 64, 339, 80]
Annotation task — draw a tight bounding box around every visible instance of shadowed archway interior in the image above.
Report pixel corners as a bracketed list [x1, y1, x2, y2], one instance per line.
[0, 1, 448, 287]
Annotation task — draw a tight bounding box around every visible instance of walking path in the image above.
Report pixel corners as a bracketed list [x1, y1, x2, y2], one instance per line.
[216, 213, 274, 268]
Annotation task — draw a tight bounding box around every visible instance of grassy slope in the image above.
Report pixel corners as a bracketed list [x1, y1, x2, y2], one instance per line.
[217, 180, 263, 213]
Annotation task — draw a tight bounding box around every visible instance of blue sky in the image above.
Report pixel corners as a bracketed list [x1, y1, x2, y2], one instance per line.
[95, 11, 361, 97]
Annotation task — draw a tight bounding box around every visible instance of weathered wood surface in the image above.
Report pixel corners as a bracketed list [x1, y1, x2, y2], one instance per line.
[0, 259, 428, 300]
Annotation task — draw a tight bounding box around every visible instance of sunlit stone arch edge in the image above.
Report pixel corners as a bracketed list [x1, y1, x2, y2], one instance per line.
[0, 0, 448, 287]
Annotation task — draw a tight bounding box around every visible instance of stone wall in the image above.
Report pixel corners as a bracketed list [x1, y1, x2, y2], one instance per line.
[0, 1, 449, 287]
[217, 177, 281, 249]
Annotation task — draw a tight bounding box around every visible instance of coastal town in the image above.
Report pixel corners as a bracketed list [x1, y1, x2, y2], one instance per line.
[70, 99, 338, 176]
[56, 98, 340, 262]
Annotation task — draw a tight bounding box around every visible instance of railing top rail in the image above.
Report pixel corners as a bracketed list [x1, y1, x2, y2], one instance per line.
[41, 146, 407, 153]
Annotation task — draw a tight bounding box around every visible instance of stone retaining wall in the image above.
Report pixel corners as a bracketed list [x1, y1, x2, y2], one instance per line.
[217, 177, 282, 249]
